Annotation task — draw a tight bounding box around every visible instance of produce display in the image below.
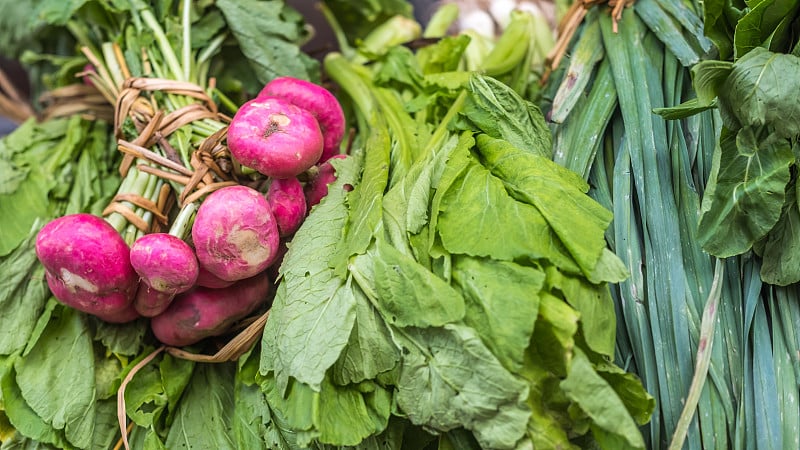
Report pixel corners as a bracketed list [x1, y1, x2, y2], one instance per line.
[0, 0, 797, 450]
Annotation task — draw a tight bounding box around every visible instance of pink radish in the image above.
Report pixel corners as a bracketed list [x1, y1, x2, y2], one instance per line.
[305, 154, 348, 209]
[196, 266, 235, 289]
[257, 77, 346, 163]
[129, 233, 199, 317]
[150, 272, 271, 347]
[35, 213, 139, 323]
[227, 96, 324, 179]
[191, 185, 280, 282]
[266, 177, 307, 237]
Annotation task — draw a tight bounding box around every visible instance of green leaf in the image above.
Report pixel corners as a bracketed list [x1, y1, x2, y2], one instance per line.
[259, 372, 392, 447]
[436, 149, 580, 272]
[14, 307, 95, 449]
[592, 360, 655, 426]
[698, 127, 794, 257]
[124, 361, 166, 428]
[530, 293, 579, 376]
[216, 0, 319, 84]
[332, 112, 391, 275]
[332, 284, 400, 385]
[395, 324, 531, 450]
[691, 60, 734, 105]
[545, 268, 617, 358]
[1, 362, 72, 449]
[476, 135, 613, 276]
[0, 233, 49, 355]
[261, 157, 362, 393]
[721, 48, 800, 138]
[416, 35, 471, 75]
[373, 240, 465, 328]
[233, 353, 271, 450]
[733, 0, 800, 56]
[759, 181, 800, 285]
[451, 255, 544, 372]
[91, 318, 148, 356]
[164, 363, 236, 450]
[560, 350, 646, 449]
[462, 75, 552, 158]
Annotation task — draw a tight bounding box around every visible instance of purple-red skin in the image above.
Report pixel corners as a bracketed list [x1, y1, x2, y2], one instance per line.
[129, 233, 199, 317]
[257, 77, 346, 164]
[267, 177, 307, 237]
[196, 266, 235, 289]
[304, 154, 348, 209]
[227, 96, 324, 179]
[192, 185, 281, 282]
[35, 213, 139, 323]
[150, 272, 271, 347]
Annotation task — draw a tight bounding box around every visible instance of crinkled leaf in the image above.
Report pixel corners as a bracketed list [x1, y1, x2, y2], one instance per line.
[452, 255, 544, 372]
[261, 156, 361, 393]
[373, 239, 465, 328]
[216, 0, 319, 84]
[462, 75, 552, 158]
[436, 152, 580, 272]
[14, 307, 95, 449]
[395, 324, 531, 450]
[124, 362, 166, 428]
[91, 318, 147, 356]
[721, 48, 800, 138]
[698, 126, 794, 256]
[164, 363, 236, 450]
[476, 134, 612, 276]
[332, 283, 400, 385]
[560, 350, 646, 449]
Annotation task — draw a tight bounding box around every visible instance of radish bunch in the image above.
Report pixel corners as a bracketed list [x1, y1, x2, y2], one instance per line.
[34, 77, 348, 347]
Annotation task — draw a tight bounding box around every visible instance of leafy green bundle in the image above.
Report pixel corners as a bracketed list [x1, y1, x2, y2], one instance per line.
[658, 0, 800, 285]
[545, 0, 800, 448]
[254, 25, 653, 448]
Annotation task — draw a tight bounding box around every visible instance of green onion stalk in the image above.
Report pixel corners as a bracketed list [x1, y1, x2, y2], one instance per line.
[71, 0, 233, 245]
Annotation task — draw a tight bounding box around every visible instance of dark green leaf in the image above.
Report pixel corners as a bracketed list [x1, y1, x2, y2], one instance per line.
[758, 181, 800, 285]
[216, 0, 319, 84]
[698, 127, 794, 256]
[721, 48, 800, 138]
